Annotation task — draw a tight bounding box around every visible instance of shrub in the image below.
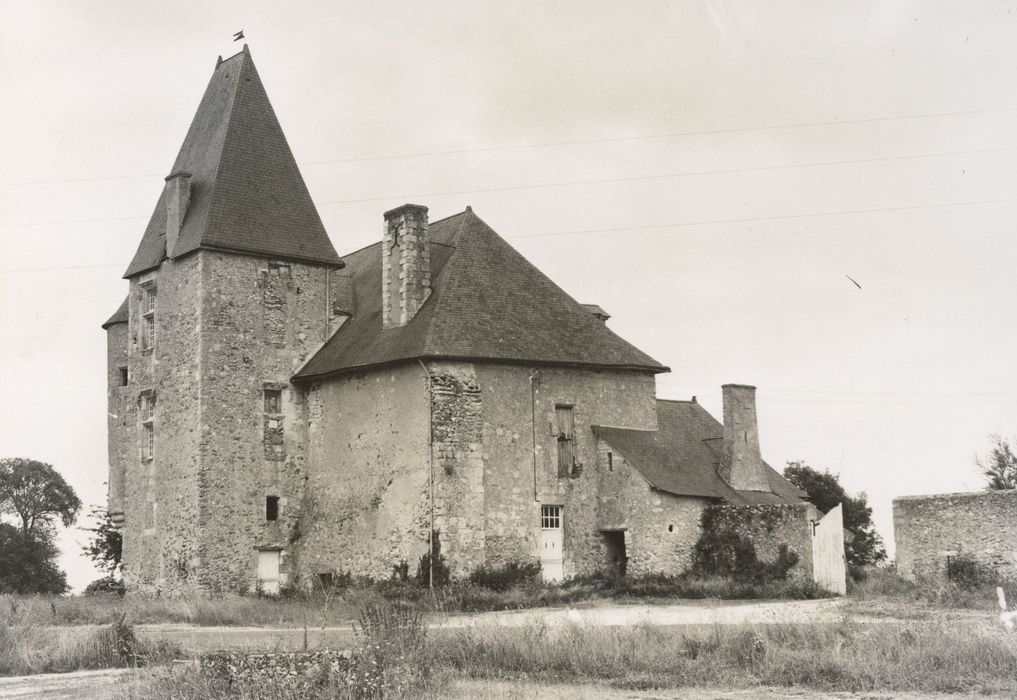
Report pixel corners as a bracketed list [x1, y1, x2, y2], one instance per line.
[415, 530, 450, 588]
[84, 575, 126, 596]
[947, 554, 1000, 591]
[468, 561, 541, 591]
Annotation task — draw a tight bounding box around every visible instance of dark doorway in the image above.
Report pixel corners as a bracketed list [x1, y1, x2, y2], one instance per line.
[601, 530, 627, 577]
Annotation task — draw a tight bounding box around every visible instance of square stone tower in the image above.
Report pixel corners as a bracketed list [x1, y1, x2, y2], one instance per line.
[103, 46, 343, 594]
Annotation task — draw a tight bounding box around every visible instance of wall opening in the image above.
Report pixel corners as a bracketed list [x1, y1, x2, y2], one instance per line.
[555, 405, 576, 478]
[265, 496, 279, 521]
[601, 530, 627, 577]
[264, 389, 282, 414]
[119, 367, 129, 386]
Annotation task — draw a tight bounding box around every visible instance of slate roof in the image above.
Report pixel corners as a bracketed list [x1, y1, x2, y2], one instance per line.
[101, 296, 129, 329]
[593, 399, 807, 505]
[123, 46, 341, 278]
[294, 208, 668, 380]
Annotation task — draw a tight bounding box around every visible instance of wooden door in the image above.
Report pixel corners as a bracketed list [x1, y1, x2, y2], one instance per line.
[257, 549, 281, 594]
[812, 504, 846, 595]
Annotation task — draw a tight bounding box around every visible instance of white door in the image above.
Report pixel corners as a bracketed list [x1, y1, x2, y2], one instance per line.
[812, 504, 847, 595]
[540, 505, 564, 583]
[257, 549, 281, 594]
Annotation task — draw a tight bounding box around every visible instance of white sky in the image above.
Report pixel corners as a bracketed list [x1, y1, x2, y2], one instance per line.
[2, 1, 1016, 591]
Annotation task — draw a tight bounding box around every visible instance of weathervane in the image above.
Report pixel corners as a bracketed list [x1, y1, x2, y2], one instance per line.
[233, 29, 245, 42]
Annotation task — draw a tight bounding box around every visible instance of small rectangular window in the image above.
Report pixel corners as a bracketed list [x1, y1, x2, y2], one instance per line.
[540, 505, 562, 529]
[119, 367, 129, 386]
[264, 389, 282, 414]
[265, 496, 280, 521]
[607, 451, 613, 472]
[143, 423, 154, 460]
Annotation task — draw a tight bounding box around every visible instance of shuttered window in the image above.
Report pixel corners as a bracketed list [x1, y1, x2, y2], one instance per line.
[555, 405, 575, 478]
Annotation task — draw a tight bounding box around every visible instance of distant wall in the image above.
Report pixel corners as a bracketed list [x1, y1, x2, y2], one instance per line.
[894, 490, 1017, 582]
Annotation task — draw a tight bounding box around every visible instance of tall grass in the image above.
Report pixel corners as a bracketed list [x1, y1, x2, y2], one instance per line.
[0, 615, 179, 676]
[429, 619, 1017, 693]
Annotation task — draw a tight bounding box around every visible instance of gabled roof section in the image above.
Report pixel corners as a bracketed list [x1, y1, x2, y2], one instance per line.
[294, 208, 668, 379]
[593, 399, 807, 505]
[101, 296, 129, 330]
[124, 46, 341, 278]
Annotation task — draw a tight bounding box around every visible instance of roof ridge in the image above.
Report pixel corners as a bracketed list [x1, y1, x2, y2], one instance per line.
[198, 49, 247, 255]
[656, 398, 696, 404]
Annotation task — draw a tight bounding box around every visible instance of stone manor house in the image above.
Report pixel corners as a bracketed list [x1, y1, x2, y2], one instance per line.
[103, 47, 822, 594]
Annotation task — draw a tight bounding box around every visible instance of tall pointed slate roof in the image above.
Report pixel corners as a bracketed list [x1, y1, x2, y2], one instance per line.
[124, 46, 341, 277]
[294, 208, 667, 380]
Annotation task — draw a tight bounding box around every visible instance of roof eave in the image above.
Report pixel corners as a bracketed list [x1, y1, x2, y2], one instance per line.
[293, 355, 667, 384]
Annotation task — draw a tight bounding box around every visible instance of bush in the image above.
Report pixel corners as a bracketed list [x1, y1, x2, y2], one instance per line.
[416, 531, 450, 588]
[468, 562, 541, 592]
[947, 554, 1000, 591]
[84, 575, 125, 596]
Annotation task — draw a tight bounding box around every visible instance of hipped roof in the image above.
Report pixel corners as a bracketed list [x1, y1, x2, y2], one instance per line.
[123, 46, 341, 278]
[594, 399, 807, 505]
[294, 208, 667, 379]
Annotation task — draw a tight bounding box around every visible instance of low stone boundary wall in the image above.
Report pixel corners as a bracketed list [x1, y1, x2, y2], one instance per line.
[894, 489, 1017, 582]
[200, 649, 354, 684]
[702, 503, 818, 582]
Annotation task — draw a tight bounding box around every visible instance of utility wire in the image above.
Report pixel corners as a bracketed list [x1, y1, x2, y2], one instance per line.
[3, 145, 1013, 228]
[316, 146, 1017, 206]
[2, 196, 1015, 275]
[512, 197, 1017, 239]
[2, 106, 1015, 187]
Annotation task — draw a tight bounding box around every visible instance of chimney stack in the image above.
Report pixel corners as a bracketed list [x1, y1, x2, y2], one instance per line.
[164, 171, 192, 257]
[718, 384, 771, 492]
[382, 204, 430, 328]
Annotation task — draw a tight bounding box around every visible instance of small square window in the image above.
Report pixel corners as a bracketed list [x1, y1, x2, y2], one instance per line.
[265, 496, 280, 521]
[264, 389, 282, 414]
[119, 367, 129, 386]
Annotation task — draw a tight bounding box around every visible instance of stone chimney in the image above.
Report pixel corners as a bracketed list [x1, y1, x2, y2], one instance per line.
[382, 204, 430, 328]
[718, 384, 771, 492]
[164, 171, 192, 257]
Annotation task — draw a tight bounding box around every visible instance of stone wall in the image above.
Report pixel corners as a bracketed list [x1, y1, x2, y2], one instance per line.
[297, 364, 430, 581]
[596, 439, 707, 575]
[105, 322, 132, 525]
[470, 363, 658, 578]
[201, 650, 353, 685]
[697, 503, 817, 583]
[117, 251, 337, 594]
[894, 490, 1017, 582]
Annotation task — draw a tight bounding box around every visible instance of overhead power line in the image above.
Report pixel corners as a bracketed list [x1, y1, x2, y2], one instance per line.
[3, 145, 1014, 228]
[316, 146, 1017, 206]
[2, 106, 1015, 187]
[2, 196, 1015, 275]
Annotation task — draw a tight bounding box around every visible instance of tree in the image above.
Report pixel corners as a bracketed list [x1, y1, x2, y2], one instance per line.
[81, 505, 123, 576]
[0, 457, 79, 594]
[0, 523, 68, 593]
[0, 457, 82, 535]
[975, 434, 1017, 490]
[784, 460, 886, 566]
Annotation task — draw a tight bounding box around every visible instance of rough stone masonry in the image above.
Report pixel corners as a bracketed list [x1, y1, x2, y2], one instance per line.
[893, 489, 1017, 582]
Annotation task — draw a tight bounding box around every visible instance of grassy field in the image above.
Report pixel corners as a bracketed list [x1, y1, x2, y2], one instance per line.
[110, 617, 1017, 698]
[6, 568, 1017, 696]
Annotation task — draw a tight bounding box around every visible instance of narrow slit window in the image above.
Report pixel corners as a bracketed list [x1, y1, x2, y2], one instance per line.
[265, 496, 280, 521]
[119, 367, 129, 386]
[264, 389, 282, 414]
[607, 451, 613, 472]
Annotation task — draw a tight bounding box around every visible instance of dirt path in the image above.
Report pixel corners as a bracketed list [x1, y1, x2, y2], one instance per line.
[0, 668, 129, 699]
[131, 597, 924, 652]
